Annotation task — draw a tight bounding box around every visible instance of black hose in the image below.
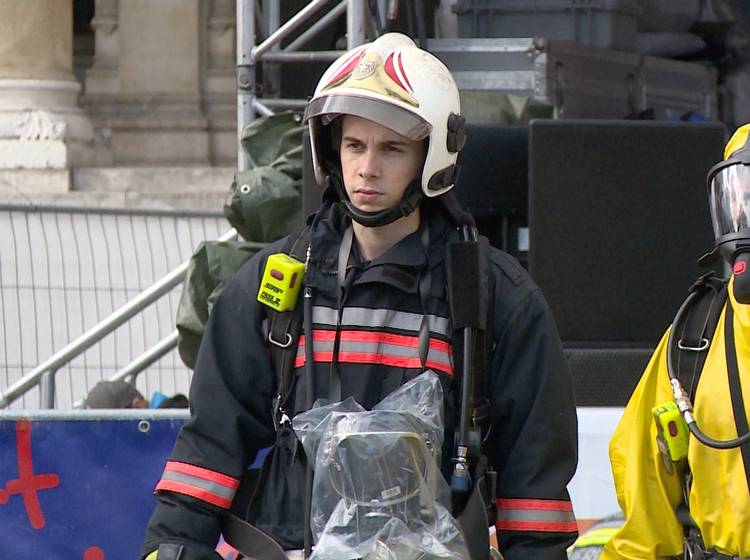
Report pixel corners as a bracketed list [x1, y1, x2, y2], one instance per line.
[687, 419, 750, 448]
[459, 329, 472, 447]
[667, 288, 750, 449]
[303, 286, 314, 557]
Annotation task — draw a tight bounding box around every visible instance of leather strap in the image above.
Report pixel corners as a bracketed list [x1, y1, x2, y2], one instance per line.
[221, 513, 288, 560]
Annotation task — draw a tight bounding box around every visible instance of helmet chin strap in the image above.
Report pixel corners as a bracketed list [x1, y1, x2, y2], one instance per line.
[328, 166, 424, 228]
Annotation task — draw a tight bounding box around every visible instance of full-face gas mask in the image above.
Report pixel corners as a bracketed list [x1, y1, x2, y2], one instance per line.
[706, 123, 750, 302]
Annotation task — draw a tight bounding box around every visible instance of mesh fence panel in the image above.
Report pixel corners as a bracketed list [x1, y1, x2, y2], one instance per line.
[0, 204, 229, 410]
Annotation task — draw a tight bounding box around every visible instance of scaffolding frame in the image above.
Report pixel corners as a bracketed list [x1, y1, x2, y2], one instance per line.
[236, 0, 378, 170]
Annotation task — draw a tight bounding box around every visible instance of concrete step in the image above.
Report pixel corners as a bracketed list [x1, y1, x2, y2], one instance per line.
[0, 166, 235, 212]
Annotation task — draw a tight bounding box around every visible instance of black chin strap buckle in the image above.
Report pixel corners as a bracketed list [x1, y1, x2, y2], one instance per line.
[398, 180, 424, 216]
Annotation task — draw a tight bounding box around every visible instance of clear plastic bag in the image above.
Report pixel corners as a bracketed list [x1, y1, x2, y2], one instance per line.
[292, 371, 470, 560]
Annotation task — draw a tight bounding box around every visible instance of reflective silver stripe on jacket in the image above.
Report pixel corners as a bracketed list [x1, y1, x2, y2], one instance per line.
[311, 305, 451, 337]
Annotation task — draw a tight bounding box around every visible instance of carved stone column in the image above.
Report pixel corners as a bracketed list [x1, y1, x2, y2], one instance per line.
[204, 0, 237, 165]
[0, 0, 96, 171]
[83, 0, 218, 165]
[85, 0, 119, 96]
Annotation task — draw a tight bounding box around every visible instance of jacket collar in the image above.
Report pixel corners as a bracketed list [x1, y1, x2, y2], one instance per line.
[305, 200, 452, 297]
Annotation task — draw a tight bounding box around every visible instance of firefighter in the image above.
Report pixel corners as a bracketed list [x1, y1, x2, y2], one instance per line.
[142, 33, 578, 560]
[602, 124, 750, 559]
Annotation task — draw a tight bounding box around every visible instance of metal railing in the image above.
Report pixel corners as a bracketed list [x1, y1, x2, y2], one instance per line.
[0, 205, 238, 409]
[1, 224, 247, 409]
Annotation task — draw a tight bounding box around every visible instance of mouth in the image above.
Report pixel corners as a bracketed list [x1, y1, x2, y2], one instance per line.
[351, 188, 385, 206]
[354, 187, 382, 196]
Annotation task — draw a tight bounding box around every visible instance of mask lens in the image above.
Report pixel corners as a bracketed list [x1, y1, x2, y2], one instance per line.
[709, 164, 750, 239]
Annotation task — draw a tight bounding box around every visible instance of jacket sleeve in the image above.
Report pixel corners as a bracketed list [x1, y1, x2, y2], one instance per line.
[600, 330, 686, 560]
[142, 247, 279, 557]
[487, 280, 579, 559]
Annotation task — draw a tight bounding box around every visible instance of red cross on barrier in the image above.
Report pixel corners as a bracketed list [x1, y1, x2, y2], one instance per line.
[3, 419, 60, 529]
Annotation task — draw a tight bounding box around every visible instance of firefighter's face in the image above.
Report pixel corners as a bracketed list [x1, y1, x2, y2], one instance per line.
[339, 115, 425, 214]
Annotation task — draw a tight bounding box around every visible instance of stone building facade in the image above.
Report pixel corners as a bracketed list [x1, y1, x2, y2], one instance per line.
[0, 0, 239, 209]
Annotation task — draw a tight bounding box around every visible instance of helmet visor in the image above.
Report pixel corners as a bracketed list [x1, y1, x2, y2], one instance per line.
[305, 94, 432, 141]
[709, 163, 750, 239]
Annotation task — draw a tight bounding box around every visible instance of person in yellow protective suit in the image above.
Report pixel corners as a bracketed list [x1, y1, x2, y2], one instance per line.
[601, 124, 750, 560]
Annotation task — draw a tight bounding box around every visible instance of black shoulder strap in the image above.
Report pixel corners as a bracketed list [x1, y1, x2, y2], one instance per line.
[671, 272, 727, 552]
[445, 222, 491, 436]
[672, 272, 728, 399]
[268, 225, 311, 425]
[440, 193, 491, 431]
[722, 303, 750, 491]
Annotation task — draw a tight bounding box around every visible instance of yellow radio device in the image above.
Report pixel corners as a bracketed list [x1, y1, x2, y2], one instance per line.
[257, 253, 305, 312]
[652, 401, 689, 465]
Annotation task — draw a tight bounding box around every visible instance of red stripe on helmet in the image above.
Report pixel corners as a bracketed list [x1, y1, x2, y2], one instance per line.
[384, 52, 408, 93]
[324, 50, 365, 88]
[397, 52, 413, 92]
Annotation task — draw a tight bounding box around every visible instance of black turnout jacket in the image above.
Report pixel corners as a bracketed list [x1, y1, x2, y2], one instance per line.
[143, 200, 579, 559]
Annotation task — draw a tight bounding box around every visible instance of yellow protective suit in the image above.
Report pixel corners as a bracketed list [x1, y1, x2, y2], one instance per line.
[601, 276, 750, 559]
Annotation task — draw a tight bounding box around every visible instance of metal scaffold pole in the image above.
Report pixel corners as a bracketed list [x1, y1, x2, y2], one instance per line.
[236, 0, 369, 172]
[237, 0, 255, 172]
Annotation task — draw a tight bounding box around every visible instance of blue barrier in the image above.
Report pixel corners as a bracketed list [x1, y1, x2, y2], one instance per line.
[0, 410, 188, 560]
[0, 407, 624, 558]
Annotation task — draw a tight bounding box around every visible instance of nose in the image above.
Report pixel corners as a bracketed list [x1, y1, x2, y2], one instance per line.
[358, 149, 380, 179]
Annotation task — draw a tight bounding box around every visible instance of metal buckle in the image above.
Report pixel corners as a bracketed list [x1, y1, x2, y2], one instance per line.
[268, 331, 293, 348]
[677, 338, 710, 352]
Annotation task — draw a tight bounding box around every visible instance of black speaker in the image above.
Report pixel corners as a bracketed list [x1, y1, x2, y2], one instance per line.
[453, 125, 529, 257]
[528, 119, 726, 345]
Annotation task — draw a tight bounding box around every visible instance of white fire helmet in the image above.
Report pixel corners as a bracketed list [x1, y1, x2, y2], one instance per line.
[304, 33, 466, 199]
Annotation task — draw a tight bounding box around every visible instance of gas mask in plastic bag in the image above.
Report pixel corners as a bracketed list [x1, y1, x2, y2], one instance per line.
[292, 371, 470, 560]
